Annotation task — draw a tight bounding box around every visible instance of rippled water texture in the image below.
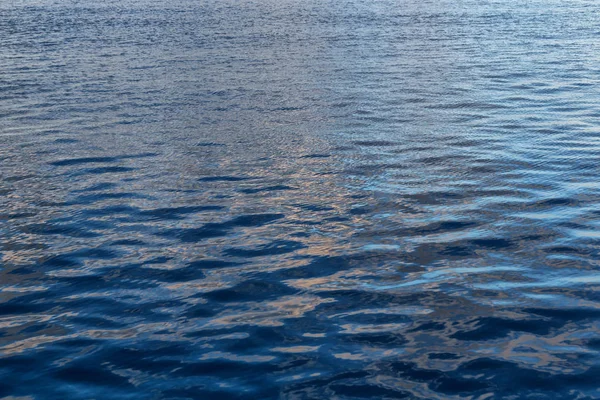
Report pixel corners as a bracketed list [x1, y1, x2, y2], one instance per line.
[2, 0, 600, 398]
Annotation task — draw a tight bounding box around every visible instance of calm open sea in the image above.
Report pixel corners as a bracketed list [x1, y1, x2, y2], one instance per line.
[2, 0, 600, 398]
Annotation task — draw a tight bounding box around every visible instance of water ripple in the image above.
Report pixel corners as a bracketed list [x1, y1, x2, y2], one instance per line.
[2, 0, 600, 398]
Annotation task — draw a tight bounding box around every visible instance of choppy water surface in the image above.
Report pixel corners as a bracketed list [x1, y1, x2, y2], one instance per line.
[2, 0, 600, 398]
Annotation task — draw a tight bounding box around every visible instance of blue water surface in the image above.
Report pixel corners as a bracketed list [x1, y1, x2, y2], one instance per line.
[2, 0, 600, 398]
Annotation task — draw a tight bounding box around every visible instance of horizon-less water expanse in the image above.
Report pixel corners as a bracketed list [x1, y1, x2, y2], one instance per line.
[2, 0, 600, 398]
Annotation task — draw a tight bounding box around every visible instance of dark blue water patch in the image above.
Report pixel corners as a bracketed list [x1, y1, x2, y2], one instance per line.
[224, 327, 300, 353]
[403, 191, 467, 206]
[41, 254, 81, 268]
[271, 254, 363, 280]
[80, 204, 140, 218]
[525, 307, 600, 323]
[77, 166, 137, 175]
[531, 197, 581, 208]
[404, 237, 519, 258]
[344, 162, 406, 174]
[51, 362, 131, 388]
[433, 376, 490, 395]
[49, 152, 156, 167]
[186, 259, 244, 270]
[4, 174, 37, 182]
[323, 216, 349, 223]
[1, 211, 38, 219]
[339, 311, 413, 326]
[55, 273, 155, 297]
[360, 220, 478, 239]
[53, 138, 79, 144]
[428, 353, 461, 360]
[22, 223, 101, 238]
[204, 279, 297, 303]
[72, 182, 119, 192]
[419, 155, 472, 165]
[407, 321, 446, 332]
[155, 226, 224, 242]
[138, 205, 224, 220]
[0, 292, 56, 315]
[330, 382, 411, 399]
[196, 142, 226, 147]
[348, 206, 372, 215]
[0, 187, 14, 196]
[543, 245, 582, 254]
[66, 315, 129, 330]
[49, 247, 121, 263]
[585, 338, 600, 351]
[301, 153, 331, 158]
[223, 240, 306, 258]
[238, 185, 296, 194]
[7, 266, 38, 275]
[108, 239, 146, 246]
[468, 237, 514, 249]
[110, 263, 208, 284]
[156, 213, 285, 242]
[72, 191, 149, 204]
[451, 359, 600, 397]
[450, 316, 562, 341]
[352, 140, 398, 147]
[437, 244, 479, 257]
[184, 303, 220, 319]
[159, 389, 249, 400]
[292, 203, 336, 212]
[49, 156, 120, 166]
[0, 356, 44, 397]
[343, 332, 409, 346]
[173, 357, 283, 379]
[199, 176, 254, 182]
[282, 371, 371, 396]
[388, 361, 447, 384]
